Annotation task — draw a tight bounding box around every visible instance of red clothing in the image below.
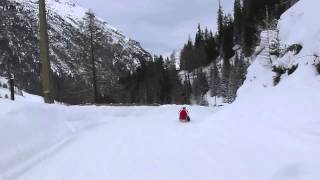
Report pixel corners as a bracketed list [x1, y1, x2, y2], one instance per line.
[179, 109, 188, 120]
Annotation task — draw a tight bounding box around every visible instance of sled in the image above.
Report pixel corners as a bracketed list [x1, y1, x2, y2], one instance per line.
[180, 116, 191, 123]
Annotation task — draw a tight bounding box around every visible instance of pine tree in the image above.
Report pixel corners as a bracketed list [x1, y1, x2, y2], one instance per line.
[165, 53, 184, 104]
[84, 11, 99, 103]
[221, 54, 231, 99]
[242, 0, 258, 57]
[233, 0, 242, 46]
[180, 38, 195, 72]
[236, 53, 248, 88]
[210, 60, 220, 97]
[192, 70, 209, 105]
[226, 54, 239, 103]
[81, 10, 109, 103]
[182, 74, 192, 104]
[194, 41, 207, 68]
[195, 24, 203, 48]
[217, 0, 224, 46]
[222, 15, 235, 60]
[206, 31, 219, 64]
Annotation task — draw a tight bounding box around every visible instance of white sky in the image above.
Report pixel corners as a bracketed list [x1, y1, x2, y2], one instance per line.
[76, 0, 233, 56]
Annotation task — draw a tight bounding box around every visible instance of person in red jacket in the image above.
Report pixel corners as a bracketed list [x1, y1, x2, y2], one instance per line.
[179, 107, 190, 122]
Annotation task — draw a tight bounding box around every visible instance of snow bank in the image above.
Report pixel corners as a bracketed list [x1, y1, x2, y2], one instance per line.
[278, 0, 320, 56]
[198, 0, 320, 179]
[0, 99, 213, 180]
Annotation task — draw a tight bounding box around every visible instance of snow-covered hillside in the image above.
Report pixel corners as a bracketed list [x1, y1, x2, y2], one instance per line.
[13, 0, 143, 56]
[0, 0, 319, 180]
[1, 0, 152, 103]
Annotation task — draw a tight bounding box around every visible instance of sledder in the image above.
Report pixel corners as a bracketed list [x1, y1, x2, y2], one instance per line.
[179, 107, 190, 123]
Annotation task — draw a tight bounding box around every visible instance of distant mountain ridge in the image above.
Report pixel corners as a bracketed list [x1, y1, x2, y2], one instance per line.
[0, 0, 152, 104]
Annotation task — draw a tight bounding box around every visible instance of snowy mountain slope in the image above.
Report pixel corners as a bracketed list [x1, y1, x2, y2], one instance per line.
[12, 0, 148, 61]
[0, 0, 152, 103]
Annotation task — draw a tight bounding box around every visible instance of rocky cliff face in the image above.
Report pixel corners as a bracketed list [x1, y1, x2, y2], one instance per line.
[0, 0, 152, 104]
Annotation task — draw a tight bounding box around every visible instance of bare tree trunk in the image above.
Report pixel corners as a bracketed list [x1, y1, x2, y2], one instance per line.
[9, 74, 14, 101]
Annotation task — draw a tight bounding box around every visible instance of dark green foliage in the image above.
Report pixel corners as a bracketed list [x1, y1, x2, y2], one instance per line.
[221, 57, 231, 98]
[183, 78, 192, 104]
[210, 61, 220, 97]
[220, 15, 235, 61]
[120, 55, 185, 105]
[206, 31, 220, 64]
[316, 63, 320, 74]
[286, 44, 303, 55]
[272, 64, 299, 86]
[272, 65, 299, 86]
[217, 2, 224, 44]
[288, 65, 298, 75]
[226, 53, 248, 102]
[192, 70, 209, 105]
[240, 0, 289, 57]
[180, 25, 219, 72]
[233, 0, 242, 46]
[180, 39, 195, 72]
[2, 83, 8, 89]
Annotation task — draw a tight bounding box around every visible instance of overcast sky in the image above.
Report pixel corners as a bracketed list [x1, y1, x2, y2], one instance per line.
[76, 0, 233, 56]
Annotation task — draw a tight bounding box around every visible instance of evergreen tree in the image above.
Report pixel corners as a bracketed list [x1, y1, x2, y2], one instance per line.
[236, 54, 248, 88]
[226, 55, 239, 103]
[195, 24, 203, 48]
[165, 53, 184, 104]
[206, 31, 219, 65]
[233, 0, 242, 46]
[180, 38, 194, 72]
[221, 55, 231, 99]
[81, 10, 115, 103]
[182, 76, 192, 104]
[194, 40, 207, 68]
[242, 0, 258, 57]
[192, 70, 209, 105]
[217, 0, 224, 46]
[210, 60, 220, 97]
[82, 11, 99, 103]
[222, 15, 235, 60]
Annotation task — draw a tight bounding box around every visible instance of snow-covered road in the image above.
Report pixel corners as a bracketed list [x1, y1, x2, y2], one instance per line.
[16, 107, 220, 180]
[0, 100, 316, 180]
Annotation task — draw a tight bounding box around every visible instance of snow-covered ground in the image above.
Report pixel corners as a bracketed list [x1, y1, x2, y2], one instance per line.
[1, 0, 320, 179]
[0, 101, 218, 180]
[0, 77, 43, 103]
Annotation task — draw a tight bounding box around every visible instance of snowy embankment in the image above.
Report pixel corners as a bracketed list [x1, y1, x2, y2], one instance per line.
[204, 0, 320, 178]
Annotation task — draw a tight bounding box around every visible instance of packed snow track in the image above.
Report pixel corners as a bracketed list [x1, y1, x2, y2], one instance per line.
[0, 99, 319, 180]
